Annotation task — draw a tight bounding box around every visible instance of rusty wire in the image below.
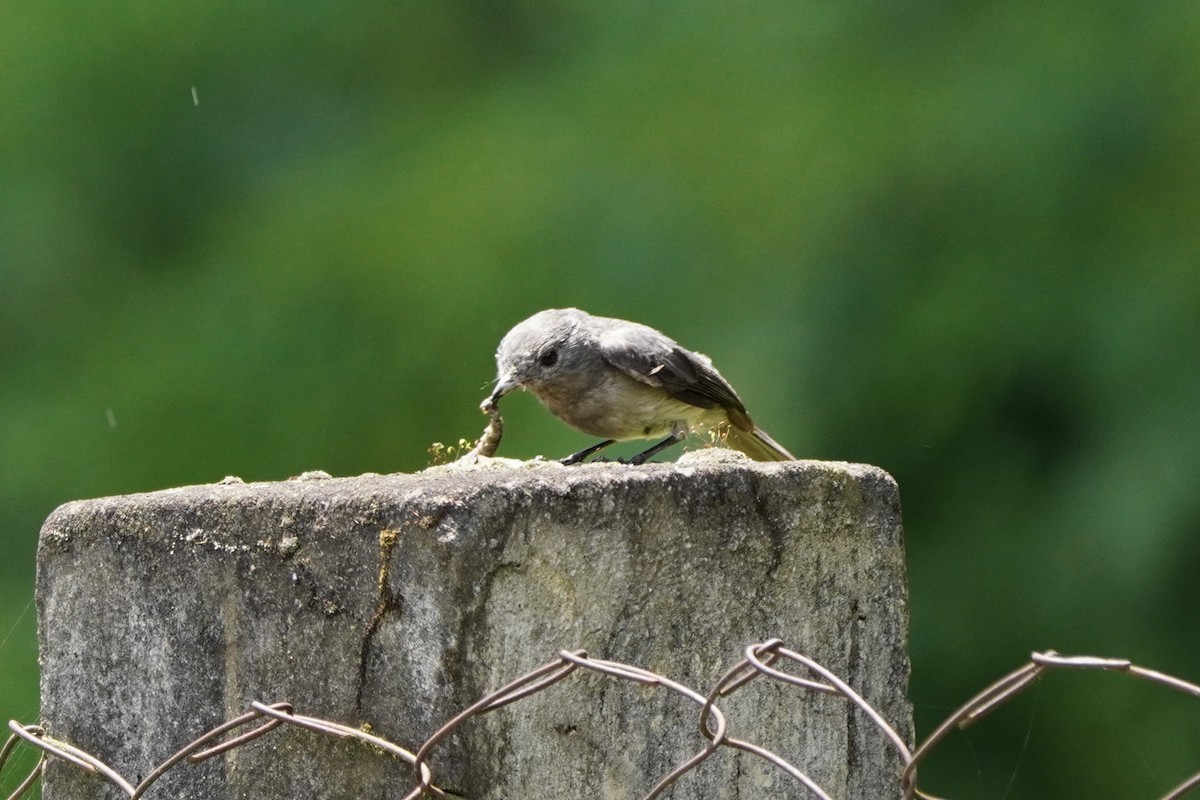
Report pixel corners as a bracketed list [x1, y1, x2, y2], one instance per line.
[900, 650, 1200, 800]
[3, 643, 1199, 800]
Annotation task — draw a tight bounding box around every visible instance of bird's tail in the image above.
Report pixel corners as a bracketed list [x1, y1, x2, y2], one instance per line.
[724, 425, 797, 461]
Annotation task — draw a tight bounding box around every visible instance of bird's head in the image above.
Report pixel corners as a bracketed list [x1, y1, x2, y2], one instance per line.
[489, 308, 588, 405]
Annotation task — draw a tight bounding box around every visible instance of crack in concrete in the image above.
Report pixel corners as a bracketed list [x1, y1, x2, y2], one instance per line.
[356, 527, 402, 712]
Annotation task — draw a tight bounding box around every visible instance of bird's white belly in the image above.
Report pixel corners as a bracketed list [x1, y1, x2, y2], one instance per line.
[536, 372, 723, 440]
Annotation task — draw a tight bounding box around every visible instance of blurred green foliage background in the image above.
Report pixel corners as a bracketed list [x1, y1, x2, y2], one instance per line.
[3, 1, 1199, 796]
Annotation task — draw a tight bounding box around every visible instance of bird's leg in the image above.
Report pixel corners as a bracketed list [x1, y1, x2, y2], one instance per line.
[626, 430, 686, 465]
[560, 439, 617, 465]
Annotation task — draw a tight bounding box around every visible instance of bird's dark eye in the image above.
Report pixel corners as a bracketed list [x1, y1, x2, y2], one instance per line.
[538, 349, 558, 367]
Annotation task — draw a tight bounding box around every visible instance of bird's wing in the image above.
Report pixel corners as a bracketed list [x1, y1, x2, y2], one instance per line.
[597, 324, 753, 428]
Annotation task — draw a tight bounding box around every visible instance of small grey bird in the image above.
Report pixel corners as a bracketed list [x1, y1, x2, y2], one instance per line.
[488, 308, 796, 464]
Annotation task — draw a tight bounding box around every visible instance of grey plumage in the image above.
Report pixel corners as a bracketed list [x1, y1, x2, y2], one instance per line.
[489, 308, 795, 464]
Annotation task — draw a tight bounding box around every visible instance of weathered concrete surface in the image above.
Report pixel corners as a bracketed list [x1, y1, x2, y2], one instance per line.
[37, 450, 910, 799]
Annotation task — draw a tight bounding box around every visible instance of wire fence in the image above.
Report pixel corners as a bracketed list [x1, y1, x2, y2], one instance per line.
[4, 640, 1199, 800]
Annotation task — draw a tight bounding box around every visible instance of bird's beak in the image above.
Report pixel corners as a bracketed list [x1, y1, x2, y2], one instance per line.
[488, 374, 519, 406]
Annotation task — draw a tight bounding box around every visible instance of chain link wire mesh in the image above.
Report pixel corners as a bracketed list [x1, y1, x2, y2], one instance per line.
[4, 640, 1199, 800]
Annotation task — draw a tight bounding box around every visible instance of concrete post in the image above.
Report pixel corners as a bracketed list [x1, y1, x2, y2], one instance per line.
[36, 451, 909, 799]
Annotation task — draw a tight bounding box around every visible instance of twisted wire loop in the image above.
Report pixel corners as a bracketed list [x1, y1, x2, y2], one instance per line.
[3, 645, 1199, 800]
[901, 651, 1200, 800]
[6, 720, 136, 795]
[1, 725, 45, 800]
[746, 642, 913, 762]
